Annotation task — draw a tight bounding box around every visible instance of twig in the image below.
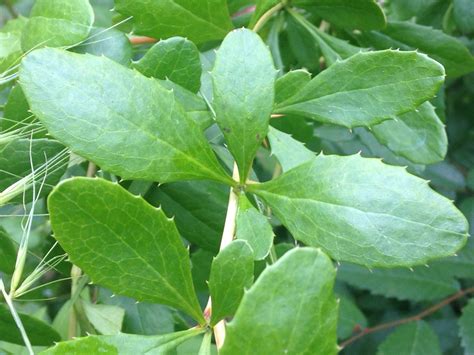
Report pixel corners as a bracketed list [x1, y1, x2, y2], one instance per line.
[86, 162, 97, 177]
[4, 0, 18, 18]
[204, 163, 240, 350]
[68, 162, 97, 339]
[340, 287, 474, 349]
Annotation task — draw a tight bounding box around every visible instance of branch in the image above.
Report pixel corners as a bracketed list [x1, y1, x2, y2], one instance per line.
[203, 163, 240, 350]
[4, 0, 18, 18]
[68, 162, 97, 339]
[340, 287, 474, 349]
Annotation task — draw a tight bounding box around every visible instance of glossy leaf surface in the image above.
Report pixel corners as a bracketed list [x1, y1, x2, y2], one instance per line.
[48, 178, 204, 323]
[133, 37, 202, 93]
[209, 240, 254, 325]
[212, 29, 275, 181]
[249, 154, 468, 267]
[115, 0, 233, 44]
[276, 50, 445, 128]
[221, 248, 338, 355]
[21, 0, 94, 51]
[20, 48, 230, 184]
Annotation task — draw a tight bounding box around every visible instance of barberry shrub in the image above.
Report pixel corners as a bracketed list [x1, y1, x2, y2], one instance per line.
[0, 0, 473, 354]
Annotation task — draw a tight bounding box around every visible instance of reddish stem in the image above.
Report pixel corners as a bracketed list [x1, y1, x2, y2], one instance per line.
[231, 5, 256, 18]
[340, 287, 474, 349]
[129, 36, 158, 45]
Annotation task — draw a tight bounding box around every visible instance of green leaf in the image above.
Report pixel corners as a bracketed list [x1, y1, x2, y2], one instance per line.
[274, 69, 311, 105]
[0, 16, 28, 34]
[19, 48, 231, 185]
[133, 37, 202, 93]
[149, 180, 228, 252]
[209, 240, 254, 325]
[212, 29, 276, 181]
[248, 154, 468, 267]
[0, 304, 61, 346]
[285, 12, 322, 72]
[371, 102, 448, 164]
[48, 177, 204, 324]
[198, 332, 212, 355]
[337, 263, 460, 301]
[114, 0, 233, 44]
[2, 85, 35, 135]
[268, 127, 315, 172]
[21, 0, 94, 52]
[191, 249, 215, 293]
[40, 328, 204, 354]
[357, 21, 474, 77]
[0, 32, 22, 74]
[221, 248, 338, 355]
[338, 296, 367, 340]
[377, 321, 442, 355]
[158, 79, 213, 130]
[433, 238, 474, 279]
[287, 10, 362, 66]
[453, 0, 474, 33]
[459, 299, 474, 355]
[0, 138, 67, 205]
[434, 199, 474, 279]
[98, 288, 175, 336]
[72, 27, 132, 66]
[275, 50, 445, 128]
[82, 302, 125, 335]
[0, 226, 15, 274]
[235, 194, 274, 260]
[293, 0, 386, 30]
[176, 334, 218, 355]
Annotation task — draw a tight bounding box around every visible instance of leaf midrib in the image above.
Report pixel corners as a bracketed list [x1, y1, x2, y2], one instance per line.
[38, 62, 228, 184]
[256, 190, 465, 237]
[56, 191, 199, 317]
[277, 74, 443, 110]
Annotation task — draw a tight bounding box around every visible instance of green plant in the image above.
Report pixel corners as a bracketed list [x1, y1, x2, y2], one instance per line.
[0, 0, 473, 354]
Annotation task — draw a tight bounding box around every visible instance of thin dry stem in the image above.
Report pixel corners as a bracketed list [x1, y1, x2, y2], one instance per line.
[340, 287, 474, 349]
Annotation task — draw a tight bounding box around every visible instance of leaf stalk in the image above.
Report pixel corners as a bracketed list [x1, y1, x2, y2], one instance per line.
[252, 2, 285, 33]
